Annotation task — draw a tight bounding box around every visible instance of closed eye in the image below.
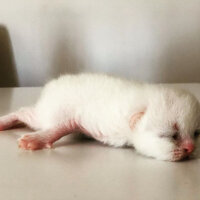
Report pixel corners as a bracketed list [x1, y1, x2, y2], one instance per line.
[160, 132, 179, 141]
[172, 132, 179, 140]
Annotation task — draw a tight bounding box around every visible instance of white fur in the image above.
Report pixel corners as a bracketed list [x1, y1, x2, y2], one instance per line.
[28, 73, 200, 160]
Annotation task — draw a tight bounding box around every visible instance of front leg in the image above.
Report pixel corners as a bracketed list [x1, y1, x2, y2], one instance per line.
[18, 126, 71, 150]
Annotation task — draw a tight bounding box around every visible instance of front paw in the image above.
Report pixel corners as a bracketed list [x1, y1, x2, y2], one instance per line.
[18, 134, 52, 150]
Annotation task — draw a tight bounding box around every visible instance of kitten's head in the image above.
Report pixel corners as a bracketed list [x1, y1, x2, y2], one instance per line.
[130, 87, 200, 161]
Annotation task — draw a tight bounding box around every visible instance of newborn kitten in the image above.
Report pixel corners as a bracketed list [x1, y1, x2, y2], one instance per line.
[0, 73, 200, 161]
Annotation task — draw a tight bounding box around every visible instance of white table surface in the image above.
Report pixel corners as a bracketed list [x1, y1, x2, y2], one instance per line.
[0, 85, 200, 200]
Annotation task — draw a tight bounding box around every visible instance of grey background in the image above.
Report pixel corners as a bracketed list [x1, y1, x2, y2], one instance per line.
[0, 0, 200, 87]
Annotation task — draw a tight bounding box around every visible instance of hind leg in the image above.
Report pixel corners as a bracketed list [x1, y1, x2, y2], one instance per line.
[0, 107, 38, 131]
[18, 126, 71, 150]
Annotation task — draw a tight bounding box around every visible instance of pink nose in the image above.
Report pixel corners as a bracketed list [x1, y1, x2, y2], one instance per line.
[182, 140, 195, 154]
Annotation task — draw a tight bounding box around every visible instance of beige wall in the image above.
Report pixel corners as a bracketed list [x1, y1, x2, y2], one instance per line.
[0, 0, 200, 86]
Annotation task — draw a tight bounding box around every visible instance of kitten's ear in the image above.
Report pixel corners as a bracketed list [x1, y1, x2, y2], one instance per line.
[129, 111, 145, 130]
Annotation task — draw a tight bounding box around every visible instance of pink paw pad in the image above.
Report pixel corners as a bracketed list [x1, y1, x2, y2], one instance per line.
[18, 134, 52, 150]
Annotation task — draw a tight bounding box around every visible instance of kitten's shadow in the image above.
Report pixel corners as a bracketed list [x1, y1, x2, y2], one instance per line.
[53, 133, 95, 148]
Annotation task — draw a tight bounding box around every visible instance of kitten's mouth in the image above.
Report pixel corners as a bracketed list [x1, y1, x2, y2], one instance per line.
[171, 148, 193, 161]
[171, 154, 190, 161]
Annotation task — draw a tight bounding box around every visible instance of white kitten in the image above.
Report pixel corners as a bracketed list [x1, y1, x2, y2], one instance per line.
[0, 73, 200, 161]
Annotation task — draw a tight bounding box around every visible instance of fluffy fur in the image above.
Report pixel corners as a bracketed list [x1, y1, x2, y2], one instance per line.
[0, 73, 200, 161]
